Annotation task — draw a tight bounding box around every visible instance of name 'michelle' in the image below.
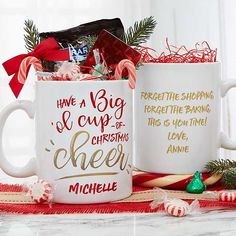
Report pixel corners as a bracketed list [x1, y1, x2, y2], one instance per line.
[69, 182, 117, 195]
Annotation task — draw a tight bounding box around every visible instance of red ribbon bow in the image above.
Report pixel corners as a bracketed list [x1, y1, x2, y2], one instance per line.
[2, 37, 69, 98]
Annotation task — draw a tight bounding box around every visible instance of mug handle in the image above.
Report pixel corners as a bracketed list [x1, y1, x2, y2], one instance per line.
[220, 80, 236, 149]
[0, 100, 37, 177]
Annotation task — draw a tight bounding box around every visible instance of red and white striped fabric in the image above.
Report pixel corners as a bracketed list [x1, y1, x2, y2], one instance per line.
[218, 191, 236, 202]
[29, 179, 52, 204]
[164, 199, 189, 217]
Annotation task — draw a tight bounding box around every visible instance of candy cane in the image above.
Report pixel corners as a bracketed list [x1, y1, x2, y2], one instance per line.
[114, 59, 136, 89]
[18, 56, 43, 84]
[52, 61, 81, 81]
[133, 171, 222, 190]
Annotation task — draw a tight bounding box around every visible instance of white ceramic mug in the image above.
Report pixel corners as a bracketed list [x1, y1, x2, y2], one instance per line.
[0, 80, 133, 204]
[134, 62, 236, 174]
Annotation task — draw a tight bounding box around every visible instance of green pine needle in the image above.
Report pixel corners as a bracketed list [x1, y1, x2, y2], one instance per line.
[24, 19, 40, 52]
[124, 16, 157, 47]
[205, 159, 236, 175]
[222, 167, 236, 189]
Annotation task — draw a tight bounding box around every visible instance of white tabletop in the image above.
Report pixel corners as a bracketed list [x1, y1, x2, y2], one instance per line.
[0, 210, 235, 236]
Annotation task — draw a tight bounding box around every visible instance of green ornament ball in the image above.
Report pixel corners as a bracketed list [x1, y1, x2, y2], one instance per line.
[186, 171, 206, 194]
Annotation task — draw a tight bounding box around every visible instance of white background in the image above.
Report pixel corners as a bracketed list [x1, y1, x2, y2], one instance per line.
[0, 0, 236, 182]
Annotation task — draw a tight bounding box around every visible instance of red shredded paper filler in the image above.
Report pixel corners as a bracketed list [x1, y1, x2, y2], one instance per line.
[138, 39, 217, 63]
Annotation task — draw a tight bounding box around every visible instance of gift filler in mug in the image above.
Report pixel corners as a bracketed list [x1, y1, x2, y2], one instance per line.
[134, 63, 236, 174]
[0, 81, 133, 204]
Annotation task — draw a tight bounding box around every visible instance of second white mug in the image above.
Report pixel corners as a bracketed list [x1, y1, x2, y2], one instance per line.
[134, 62, 236, 174]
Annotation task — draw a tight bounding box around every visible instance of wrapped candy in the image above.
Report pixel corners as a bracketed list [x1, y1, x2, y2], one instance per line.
[218, 190, 236, 202]
[150, 188, 200, 217]
[40, 18, 125, 71]
[203, 190, 236, 202]
[90, 49, 109, 80]
[52, 61, 105, 81]
[164, 199, 194, 217]
[40, 18, 125, 47]
[186, 171, 206, 194]
[28, 179, 53, 204]
[33, 62, 102, 82]
[52, 61, 80, 81]
[84, 30, 141, 71]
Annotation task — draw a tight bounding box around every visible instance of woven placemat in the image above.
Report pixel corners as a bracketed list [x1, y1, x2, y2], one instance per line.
[0, 183, 235, 214]
[0, 187, 222, 204]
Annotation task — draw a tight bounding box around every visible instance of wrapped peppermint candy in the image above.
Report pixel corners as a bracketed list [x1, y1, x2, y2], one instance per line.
[150, 188, 200, 217]
[52, 61, 80, 81]
[218, 190, 236, 202]
[28, 179, 53, 204]
[204, 190, 236, 202]
[36, 61, 102, 81]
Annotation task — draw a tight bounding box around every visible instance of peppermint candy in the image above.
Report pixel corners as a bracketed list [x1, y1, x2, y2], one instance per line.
[150, 188, 200, 217]
[218, 191, 236, 202]
[164, 199, 190, 217]
[29, 179, 52, 204]
[52, 61, 80, 81]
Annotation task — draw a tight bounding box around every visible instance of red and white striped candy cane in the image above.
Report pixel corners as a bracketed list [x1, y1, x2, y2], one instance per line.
[133, 171, 222, 190]
[114, 59, 136, 89]
[218, 191, 236, 202]
[18, 56, 44, 84]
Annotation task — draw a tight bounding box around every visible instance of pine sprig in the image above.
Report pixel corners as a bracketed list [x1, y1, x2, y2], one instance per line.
[124, 16, 157, 47]
[222, 168, 236, 189]
[24, 19, 40, 52]
[205, 159, 236, 175]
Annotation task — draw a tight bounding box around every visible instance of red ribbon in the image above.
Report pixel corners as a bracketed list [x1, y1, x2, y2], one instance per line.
[2, 37, 69, 98]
